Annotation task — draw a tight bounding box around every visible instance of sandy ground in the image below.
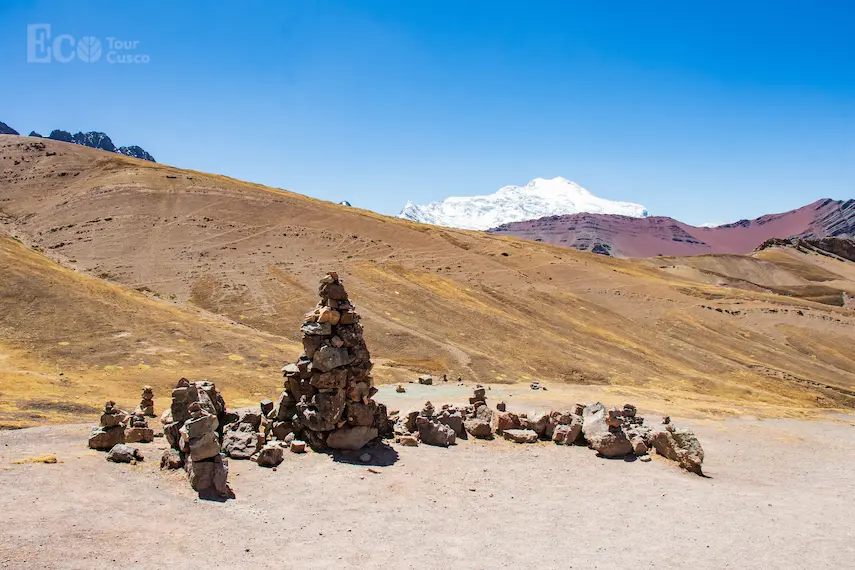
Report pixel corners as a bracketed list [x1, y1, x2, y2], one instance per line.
[1, 386, 855, 569]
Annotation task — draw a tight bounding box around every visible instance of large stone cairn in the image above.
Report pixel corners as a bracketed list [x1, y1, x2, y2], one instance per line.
[138, 385, 155, 417]
[275, 272, 389, 451]
[88, 400, 127, 451]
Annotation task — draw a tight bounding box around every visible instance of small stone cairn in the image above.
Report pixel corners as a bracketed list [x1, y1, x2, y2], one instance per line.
[125, 410, 154, 443]
[88, 401, 127, 451]
[392, 386, 495, 446]
[138, 385, 155, 417]
[274, 272, 390, 451]
[180, 403, 230, 496]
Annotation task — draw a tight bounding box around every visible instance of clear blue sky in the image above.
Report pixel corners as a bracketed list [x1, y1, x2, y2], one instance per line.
[0, 1, 852, 225]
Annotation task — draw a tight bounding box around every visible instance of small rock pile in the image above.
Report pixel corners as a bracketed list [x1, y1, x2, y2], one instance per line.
[275, 272, 389, 451]
[463, 386, 493, 439]
[161, 378, 227, 451]
[88, 401, 127, 451]
[138, 385, 155, 417]
[125, 411, 154, 443]
[221, 408, 264, 460]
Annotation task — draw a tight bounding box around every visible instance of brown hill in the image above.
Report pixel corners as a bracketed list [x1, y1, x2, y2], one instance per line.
[2, 134, 855, 423]
[489, 199, 855, 257]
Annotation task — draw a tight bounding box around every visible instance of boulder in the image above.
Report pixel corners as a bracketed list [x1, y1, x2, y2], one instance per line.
[630, 436, 649, 456]
[290, 440, 307, 453]
[326, 426, 378, 450]
[495, 411, 520, 434]
[552, 422, 582, 445]
[464, 418, 492, 439]
[312, 346, 352, 372]
[651, 427, 704, 474]
[160, 449, 184, 470]
[396, 384, 406, 393]
[532, 412, 551, 439]
[581, 402, 607, 442]
[416, 418, 456, 447]
[125, 427, 154, 443]
[221, 425, 264, 460]
[503, 429, 538, 444]
[106, 444, 143, 463]
[418, 375, 433, 385]
[257, 444, 285, 467]
[437, 409, 465, 438]
[187, 454, 230, 496]
[88, 426, 124, 451]
[587, 429, 633, 458]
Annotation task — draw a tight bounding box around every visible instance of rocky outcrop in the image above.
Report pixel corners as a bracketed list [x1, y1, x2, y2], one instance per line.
[41, 128, 156, 161]
[117, 145, 156, 162]
[0, 122, 19, 135]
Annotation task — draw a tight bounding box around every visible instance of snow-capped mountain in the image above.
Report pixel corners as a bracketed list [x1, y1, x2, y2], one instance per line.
[398, 177, 648, 230]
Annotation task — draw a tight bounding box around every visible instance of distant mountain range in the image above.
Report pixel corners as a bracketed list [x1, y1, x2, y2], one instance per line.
[489, 198, 855, 257]
[0, 121, 155, 162]
[399, 177, 648, 230]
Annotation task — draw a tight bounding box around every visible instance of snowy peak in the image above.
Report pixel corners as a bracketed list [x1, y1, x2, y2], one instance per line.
[398, 177, 647, 230]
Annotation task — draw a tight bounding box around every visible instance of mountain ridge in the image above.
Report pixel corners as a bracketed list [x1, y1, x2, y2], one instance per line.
[489, 198, 855, 257]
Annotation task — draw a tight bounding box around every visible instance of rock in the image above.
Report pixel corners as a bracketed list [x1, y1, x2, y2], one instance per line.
[532, 412, 551, 439]
[221, 425, 264, 459]
[496, 401, 506, 412]
[416, 418, 456, 447]
[326, 426, 378, 450]
[301, 321, 332, 336]
[651, 427, 704, 474]
[187, 454, 230, 496]
[160, 449, 184, 470]
[88, 426, 124, 451]
[495, 411, 520, 434]
[396, 384, 406, 393]
[587, 429, 633, 458]
[436, 409, 465, 437]
[257, 444, 285, 467]
[418, 375, 433, 385]
[312, 345, 352, 372]
[640, 455, 652, 462]
[106, 444, 143, 463]
[464, 418, 492, 438]
[125, 427, 154, 443]
[346, 402, 377, 427]
[631, 436, 649, 456]
[581, 402, 607, 441]
[503, 429, 538, 444]
[359, 453, 372, 463]
[290, 440, 307, 453]
[396, 435, 419, 446]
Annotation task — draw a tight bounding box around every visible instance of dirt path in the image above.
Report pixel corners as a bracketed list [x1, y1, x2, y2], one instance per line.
[1, 409, 854, 569]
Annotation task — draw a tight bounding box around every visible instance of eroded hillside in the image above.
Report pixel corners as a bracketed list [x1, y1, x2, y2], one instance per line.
[2, 135, 855, 423]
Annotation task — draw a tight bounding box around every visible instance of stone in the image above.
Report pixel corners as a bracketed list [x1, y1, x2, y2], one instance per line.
[106, 444, 143, 463]
[257, 444, 285, 467]
[311, 368, 347, 390]
[437, 409, 465, 437]
[587, 429, 633, 458]
[473, 387, 486, 400]
[503, 429, 538, 444]
[301, 321, 332, 336]
[651, 426, 704, 474]
[640, 455, 652, 462]
[396, 384, 406, 393]
[187, 454, 230, 496]
[631, 436, 649, 456]
[464, 418, 492, 438]
[532, 412, 551, 439]
[100, 410, 125, 428]
[312, 345, 352, 373]
[270, 421, 294, 441]
[418, 375, 433, 385]
[359, 453, 372, 463]
[396, 435, 419, 446]
[221, 425, 264, 460]
[416, 418, 456, 447]
[496, 401, 506, 412]
[326, 426, 378, 450]
[346, 402, 377, 427]
[495, 411, 520, 434]
[581, 402, 608, 442]
[260, 399, 274, 417]
[88, 426, 124, 451]
[125, 427, 154, 443]
[160, 449, 184, 469]
[290, 440, 307, 453]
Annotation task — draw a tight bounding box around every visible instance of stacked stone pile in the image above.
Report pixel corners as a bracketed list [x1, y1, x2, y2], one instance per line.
[138, 386, 155, 417]
[181, 403, 230, 496]
[463, 386, 493, 439]
[161, 378, 227, 451]
[221, 408, 264, 460]
[88, 401, 127, 451]
[125, 411, 154, 443]
[275, 272, 389, 451]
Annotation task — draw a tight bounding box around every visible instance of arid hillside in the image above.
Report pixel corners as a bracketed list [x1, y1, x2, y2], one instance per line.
[2, 135, 855, 423]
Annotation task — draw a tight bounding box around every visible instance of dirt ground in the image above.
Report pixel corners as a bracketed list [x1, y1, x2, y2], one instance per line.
[1, 385, 854, 569]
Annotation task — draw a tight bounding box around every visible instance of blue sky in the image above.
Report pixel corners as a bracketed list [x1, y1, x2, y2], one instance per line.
[0, 0, 852, 225]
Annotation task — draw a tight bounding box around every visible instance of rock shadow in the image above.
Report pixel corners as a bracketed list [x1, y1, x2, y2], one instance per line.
[326, 441, 400, 467]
